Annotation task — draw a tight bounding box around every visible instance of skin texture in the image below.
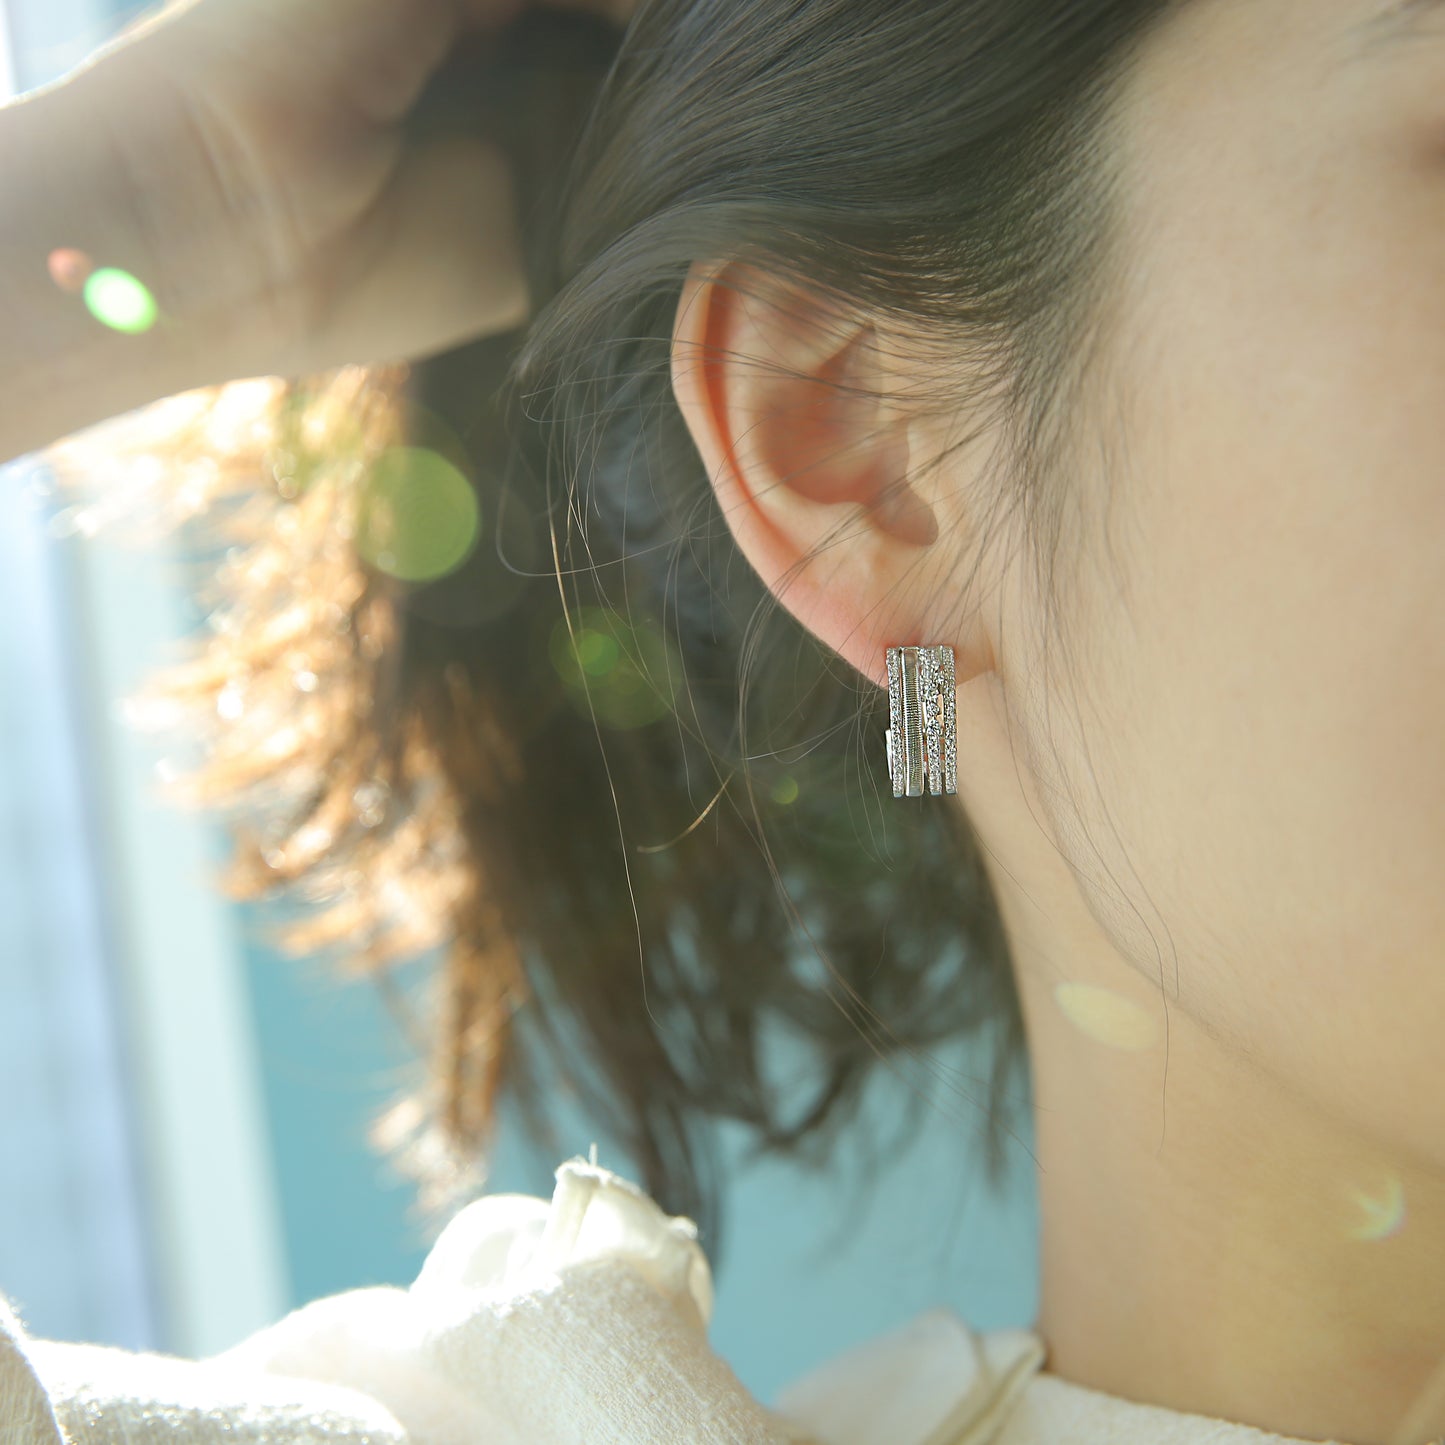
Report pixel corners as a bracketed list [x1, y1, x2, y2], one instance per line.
[670, 1, 1445, 1439]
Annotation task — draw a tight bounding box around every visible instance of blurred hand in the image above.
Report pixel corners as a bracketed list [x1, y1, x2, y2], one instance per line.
[72, 0, 635, 376]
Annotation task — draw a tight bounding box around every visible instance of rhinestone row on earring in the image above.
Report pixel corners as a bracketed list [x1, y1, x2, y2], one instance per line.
[884, 644, 957, 798]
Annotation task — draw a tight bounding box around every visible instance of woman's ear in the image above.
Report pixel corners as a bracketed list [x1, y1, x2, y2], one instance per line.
[668, 259, 942, 690]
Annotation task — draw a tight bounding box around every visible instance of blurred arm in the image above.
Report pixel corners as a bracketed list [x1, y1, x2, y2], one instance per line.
[0, 63, 247, 466]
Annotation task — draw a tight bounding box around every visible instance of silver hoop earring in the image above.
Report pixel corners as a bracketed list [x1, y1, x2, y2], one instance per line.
[884, 645, 957, 798]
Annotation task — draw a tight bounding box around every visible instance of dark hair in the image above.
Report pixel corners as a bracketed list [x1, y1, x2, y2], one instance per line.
[64, 0, 1179, 1263]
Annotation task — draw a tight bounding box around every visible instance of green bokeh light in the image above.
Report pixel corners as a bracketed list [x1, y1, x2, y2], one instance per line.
[574, 629, 621, 676]
[548, 606, 680, 730]
[770, 775, 800, 806]
[356, 447, 480, 583]
[82, 267, 158, 334]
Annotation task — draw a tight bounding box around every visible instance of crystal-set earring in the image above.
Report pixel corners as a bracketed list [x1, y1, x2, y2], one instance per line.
[884, 644, 957, 797]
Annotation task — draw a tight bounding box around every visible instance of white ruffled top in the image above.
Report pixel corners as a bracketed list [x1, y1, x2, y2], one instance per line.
[0, 1156, 1337, 1444]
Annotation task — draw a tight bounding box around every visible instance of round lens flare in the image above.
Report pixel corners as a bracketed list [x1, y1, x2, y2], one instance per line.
[548, 607, 680, 730]
[47, 247, 93, 293]
[356, 447, 480, 583]
[82, 267, 158, 334]
[574, 629, 621, 677]
[771, 775, 800, 805]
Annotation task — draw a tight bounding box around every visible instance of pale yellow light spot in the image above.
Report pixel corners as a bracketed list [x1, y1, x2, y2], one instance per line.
[1053, 982, 1159, 1052]
[1343, 1173, 1406, 1242]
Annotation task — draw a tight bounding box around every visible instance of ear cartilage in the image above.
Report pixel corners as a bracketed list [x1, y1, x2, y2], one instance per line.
[884, 645, 957, 798]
